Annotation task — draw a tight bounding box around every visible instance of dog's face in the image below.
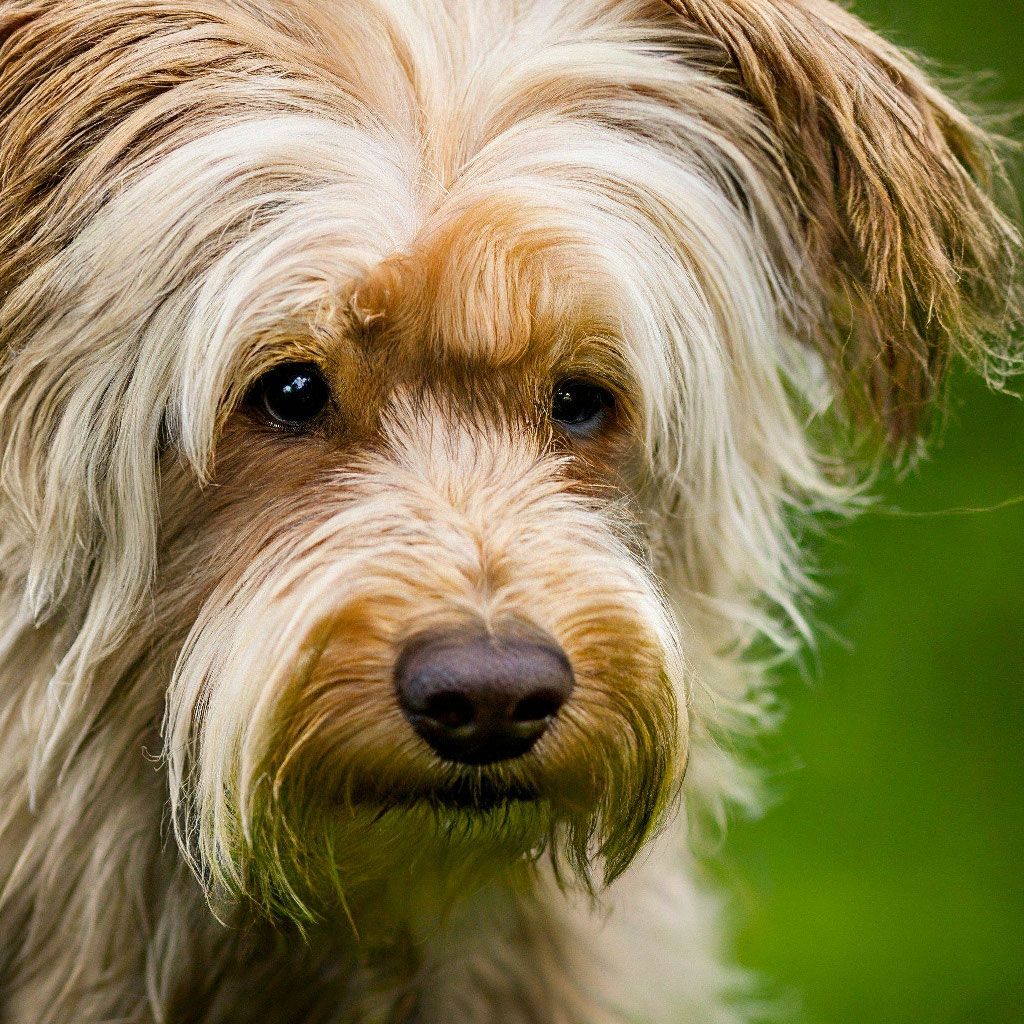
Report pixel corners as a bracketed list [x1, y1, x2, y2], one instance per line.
[157, 150, 690, 916]
[161, 246, 685, 910]
[0, 0, 1017, 924]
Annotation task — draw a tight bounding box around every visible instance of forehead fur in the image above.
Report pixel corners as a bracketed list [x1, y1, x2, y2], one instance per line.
[0, 0, 784, 327]
[2, 0, 1020, 447]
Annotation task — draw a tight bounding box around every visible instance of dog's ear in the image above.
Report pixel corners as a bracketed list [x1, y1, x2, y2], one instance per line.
[661, 0, 1022, 445]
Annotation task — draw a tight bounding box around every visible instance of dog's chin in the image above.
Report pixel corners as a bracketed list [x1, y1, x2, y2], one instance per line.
[217, 749, 667, 926]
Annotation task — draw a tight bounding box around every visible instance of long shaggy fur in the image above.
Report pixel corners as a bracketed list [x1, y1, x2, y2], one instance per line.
[0, 1, 1019, 1022]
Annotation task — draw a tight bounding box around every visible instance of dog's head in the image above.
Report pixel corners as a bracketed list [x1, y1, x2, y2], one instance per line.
[0, 0, 1018, 923]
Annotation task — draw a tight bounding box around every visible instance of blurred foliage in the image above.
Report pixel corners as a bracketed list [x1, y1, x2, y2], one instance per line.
[721, 3, 1024, 1022]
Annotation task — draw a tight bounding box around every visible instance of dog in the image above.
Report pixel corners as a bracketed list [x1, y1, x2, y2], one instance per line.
[0, 0, 1019, 1021]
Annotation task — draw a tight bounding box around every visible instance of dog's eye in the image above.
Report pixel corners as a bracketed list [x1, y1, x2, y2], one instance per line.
[250, 363, 330, 428]
[551, 380, 613, 433]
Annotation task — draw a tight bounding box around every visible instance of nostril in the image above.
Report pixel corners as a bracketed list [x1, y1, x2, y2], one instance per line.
[512, 692, 563, 724]
[424, 691, 475, 730]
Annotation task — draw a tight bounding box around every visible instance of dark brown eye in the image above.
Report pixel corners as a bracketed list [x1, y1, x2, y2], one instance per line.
[250, 363, 330, 428]
[551, 379, 613, 434]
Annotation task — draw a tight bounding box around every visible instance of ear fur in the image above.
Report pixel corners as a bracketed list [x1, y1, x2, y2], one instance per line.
[662, 0, 1022, 445]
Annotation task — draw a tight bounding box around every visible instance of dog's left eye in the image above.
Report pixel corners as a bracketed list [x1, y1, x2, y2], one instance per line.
[551, 380, 613, 433]
[249, 363, 330, 428]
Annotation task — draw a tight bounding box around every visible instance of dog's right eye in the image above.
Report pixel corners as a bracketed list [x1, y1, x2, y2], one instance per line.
[551, 379, 614, 436]
[249, 363, 330, 428]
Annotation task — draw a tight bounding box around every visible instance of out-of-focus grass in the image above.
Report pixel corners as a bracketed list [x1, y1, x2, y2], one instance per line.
[721, 3, 1024, 1021]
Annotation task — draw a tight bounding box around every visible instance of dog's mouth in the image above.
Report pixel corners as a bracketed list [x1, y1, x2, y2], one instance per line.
[418, 775, 541, 811]
[345, 773, 542, 814]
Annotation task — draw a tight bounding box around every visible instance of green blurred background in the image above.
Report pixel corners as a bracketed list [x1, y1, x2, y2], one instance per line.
[721, 2, 1024, 1022]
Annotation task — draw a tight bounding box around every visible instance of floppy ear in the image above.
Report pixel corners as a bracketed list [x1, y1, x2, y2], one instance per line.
[663, 0, 1022, 444]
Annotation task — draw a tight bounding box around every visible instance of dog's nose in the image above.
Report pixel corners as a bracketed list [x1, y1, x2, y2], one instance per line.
[395, 630, 574, 766]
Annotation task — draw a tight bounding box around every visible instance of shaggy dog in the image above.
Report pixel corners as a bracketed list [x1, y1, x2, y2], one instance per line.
[0, 1, 1019, 1021]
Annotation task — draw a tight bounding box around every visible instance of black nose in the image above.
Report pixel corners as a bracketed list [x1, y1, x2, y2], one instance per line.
[395, 630, 574, 766]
